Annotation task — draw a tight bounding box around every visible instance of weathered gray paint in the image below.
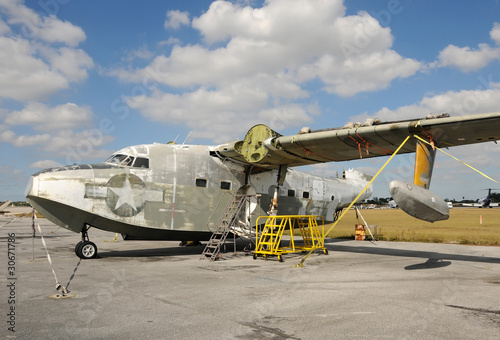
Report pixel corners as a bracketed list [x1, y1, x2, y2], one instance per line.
[26, 143, 371, 240]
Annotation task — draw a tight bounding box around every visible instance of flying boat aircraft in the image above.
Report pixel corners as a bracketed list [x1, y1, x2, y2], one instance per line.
[25, 112, 500, 259]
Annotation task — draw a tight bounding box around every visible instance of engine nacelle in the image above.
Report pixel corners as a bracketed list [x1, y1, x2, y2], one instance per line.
[389, 180, 449, 222]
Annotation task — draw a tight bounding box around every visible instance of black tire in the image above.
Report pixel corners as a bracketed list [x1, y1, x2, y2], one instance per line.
[76, 241, 98, 259]
[74, 241, 84, 256]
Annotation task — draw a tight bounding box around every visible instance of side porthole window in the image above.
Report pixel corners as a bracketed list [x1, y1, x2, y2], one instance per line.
[221, 181, 231, 190]
[331, 195, 335, 201]
[303, 191, 310, 199]
[195, 178, 207, 188]
[288, 189, 295, 197]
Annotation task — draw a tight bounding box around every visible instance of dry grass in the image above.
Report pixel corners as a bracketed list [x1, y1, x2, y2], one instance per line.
[325, 208, 500, 246]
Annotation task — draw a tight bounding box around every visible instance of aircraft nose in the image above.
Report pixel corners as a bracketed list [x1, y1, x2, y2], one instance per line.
[25, 164, 97, 233]
[24, 174, 38, 198]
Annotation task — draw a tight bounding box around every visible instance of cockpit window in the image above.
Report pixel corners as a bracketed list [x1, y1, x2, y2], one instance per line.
[105, 154, 149, 168]
[105, 154, 130, 165]
[133, 157, 149, 168]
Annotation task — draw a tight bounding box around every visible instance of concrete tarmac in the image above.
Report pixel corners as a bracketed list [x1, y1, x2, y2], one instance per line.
[1, 216, 500, 339]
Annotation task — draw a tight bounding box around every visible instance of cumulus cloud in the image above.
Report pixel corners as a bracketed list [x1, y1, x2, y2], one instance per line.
[438, 44, 500, 72]
[0, 36, 69, 100]
[0, 125, 114, 161]
[164, 10, 190, 30]
[0, 17, 9, 34]
[4, 102, 94, 131]
[0, 100, 114, 162]
[490, 22, 500, 45]
[0, 1, 93, 101]
[29, 160, 64, 169]
[127, 85, 269, 142]
[0, 129, 51, 147]
[437, 23, 500, 72]
[0, 1, 86, 46]
[350, 82, 500, 123]
[43, 47, 94, 82]
[110, 0, 421, 141]
[123, 44, 154, 62]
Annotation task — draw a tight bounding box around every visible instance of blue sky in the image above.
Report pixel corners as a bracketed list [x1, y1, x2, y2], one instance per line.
[2, 0, 500, 202]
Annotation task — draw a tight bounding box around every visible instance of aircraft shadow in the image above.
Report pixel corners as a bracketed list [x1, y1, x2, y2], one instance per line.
[97, 239, 255, 259]
[326, 242, 500, 269]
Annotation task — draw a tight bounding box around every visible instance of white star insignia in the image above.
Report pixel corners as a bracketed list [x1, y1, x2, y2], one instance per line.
[109, 174, 137, 211]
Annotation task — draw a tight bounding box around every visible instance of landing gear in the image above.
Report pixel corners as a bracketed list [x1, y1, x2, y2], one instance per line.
[78, 241, 98, 259]
[75, 225, 98, 259]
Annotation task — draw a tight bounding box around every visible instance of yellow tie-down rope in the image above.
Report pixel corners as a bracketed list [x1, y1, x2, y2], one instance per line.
[413, 135, 499, 184]
[294, 135, 411, 267]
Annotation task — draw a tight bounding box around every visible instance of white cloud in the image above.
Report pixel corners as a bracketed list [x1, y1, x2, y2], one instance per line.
[299, 50, 420, 97]
[0, 36, 69, 100]
[490, 22, 500, 45]
[438, 44, 500, 72]
[350, 83, 500, 122]
[158, 37, 181, 46]
[0, 128, 51, 147]
[164, 10, 190, 30]
[0, 100, 114, 162]
[127, 86, 269, 142]
[4, 102, 93, 131]
[29, 160, 63, 169]
[0, 17, 10, 34]
[110, 0, 421, 142]
[0, 3, 93, 101]
[36, 15, 86, 47]
[127, 80, 314, 142]
[0, 2, 85, 46]
[123, 44, 154, 62]
[437, 23, 500, 72]
[0, 126, 114, 161]
[43, 47, 94, 82]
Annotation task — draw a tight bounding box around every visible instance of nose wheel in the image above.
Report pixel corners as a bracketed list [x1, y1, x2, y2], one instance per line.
[75, 225, 98, 259]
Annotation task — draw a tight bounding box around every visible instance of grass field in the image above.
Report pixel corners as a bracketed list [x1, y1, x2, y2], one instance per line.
[325, 208, 500, 246]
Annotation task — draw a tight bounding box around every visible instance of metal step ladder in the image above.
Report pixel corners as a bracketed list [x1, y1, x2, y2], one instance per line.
[200, 193, 251, 261]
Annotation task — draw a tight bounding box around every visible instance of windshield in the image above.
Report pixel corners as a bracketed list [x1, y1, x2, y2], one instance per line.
[104, 145, 151, 168]
[105, 154, 131, 165]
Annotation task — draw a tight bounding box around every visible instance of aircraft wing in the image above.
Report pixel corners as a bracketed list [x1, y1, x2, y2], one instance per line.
[215, 112, 500, 169]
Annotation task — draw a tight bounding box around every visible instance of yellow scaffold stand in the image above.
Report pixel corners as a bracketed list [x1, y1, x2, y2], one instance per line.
[253, 215, 327, 262]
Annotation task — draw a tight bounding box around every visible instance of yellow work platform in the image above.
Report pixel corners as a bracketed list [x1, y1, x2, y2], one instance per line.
[253, 215, 328, 262]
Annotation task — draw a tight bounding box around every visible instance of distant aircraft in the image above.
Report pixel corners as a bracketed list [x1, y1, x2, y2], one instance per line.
[0, 200, 12, 214]
[463, 189, 499, 208]
[25, 112, 500, 259]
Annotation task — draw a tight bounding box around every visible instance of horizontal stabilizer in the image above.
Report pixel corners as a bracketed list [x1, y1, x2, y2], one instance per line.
[390, 181, 449, 222]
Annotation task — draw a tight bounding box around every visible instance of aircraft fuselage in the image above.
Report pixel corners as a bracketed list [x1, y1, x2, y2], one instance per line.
[26, 143, 372, 241]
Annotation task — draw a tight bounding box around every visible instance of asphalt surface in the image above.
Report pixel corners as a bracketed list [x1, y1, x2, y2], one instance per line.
[1, 215, 500, 339]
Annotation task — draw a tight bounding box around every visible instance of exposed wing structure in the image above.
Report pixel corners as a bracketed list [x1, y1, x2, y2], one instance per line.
[215, 112, 500, 169]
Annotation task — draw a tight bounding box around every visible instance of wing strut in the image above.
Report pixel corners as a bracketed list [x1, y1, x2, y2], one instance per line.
[414, 138, 436, 189]
[268, 165, 287, 216]
[295, 135, 412, 267]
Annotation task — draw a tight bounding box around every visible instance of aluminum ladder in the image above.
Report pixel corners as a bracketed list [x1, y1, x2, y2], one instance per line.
[200, 193, 249, 261]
